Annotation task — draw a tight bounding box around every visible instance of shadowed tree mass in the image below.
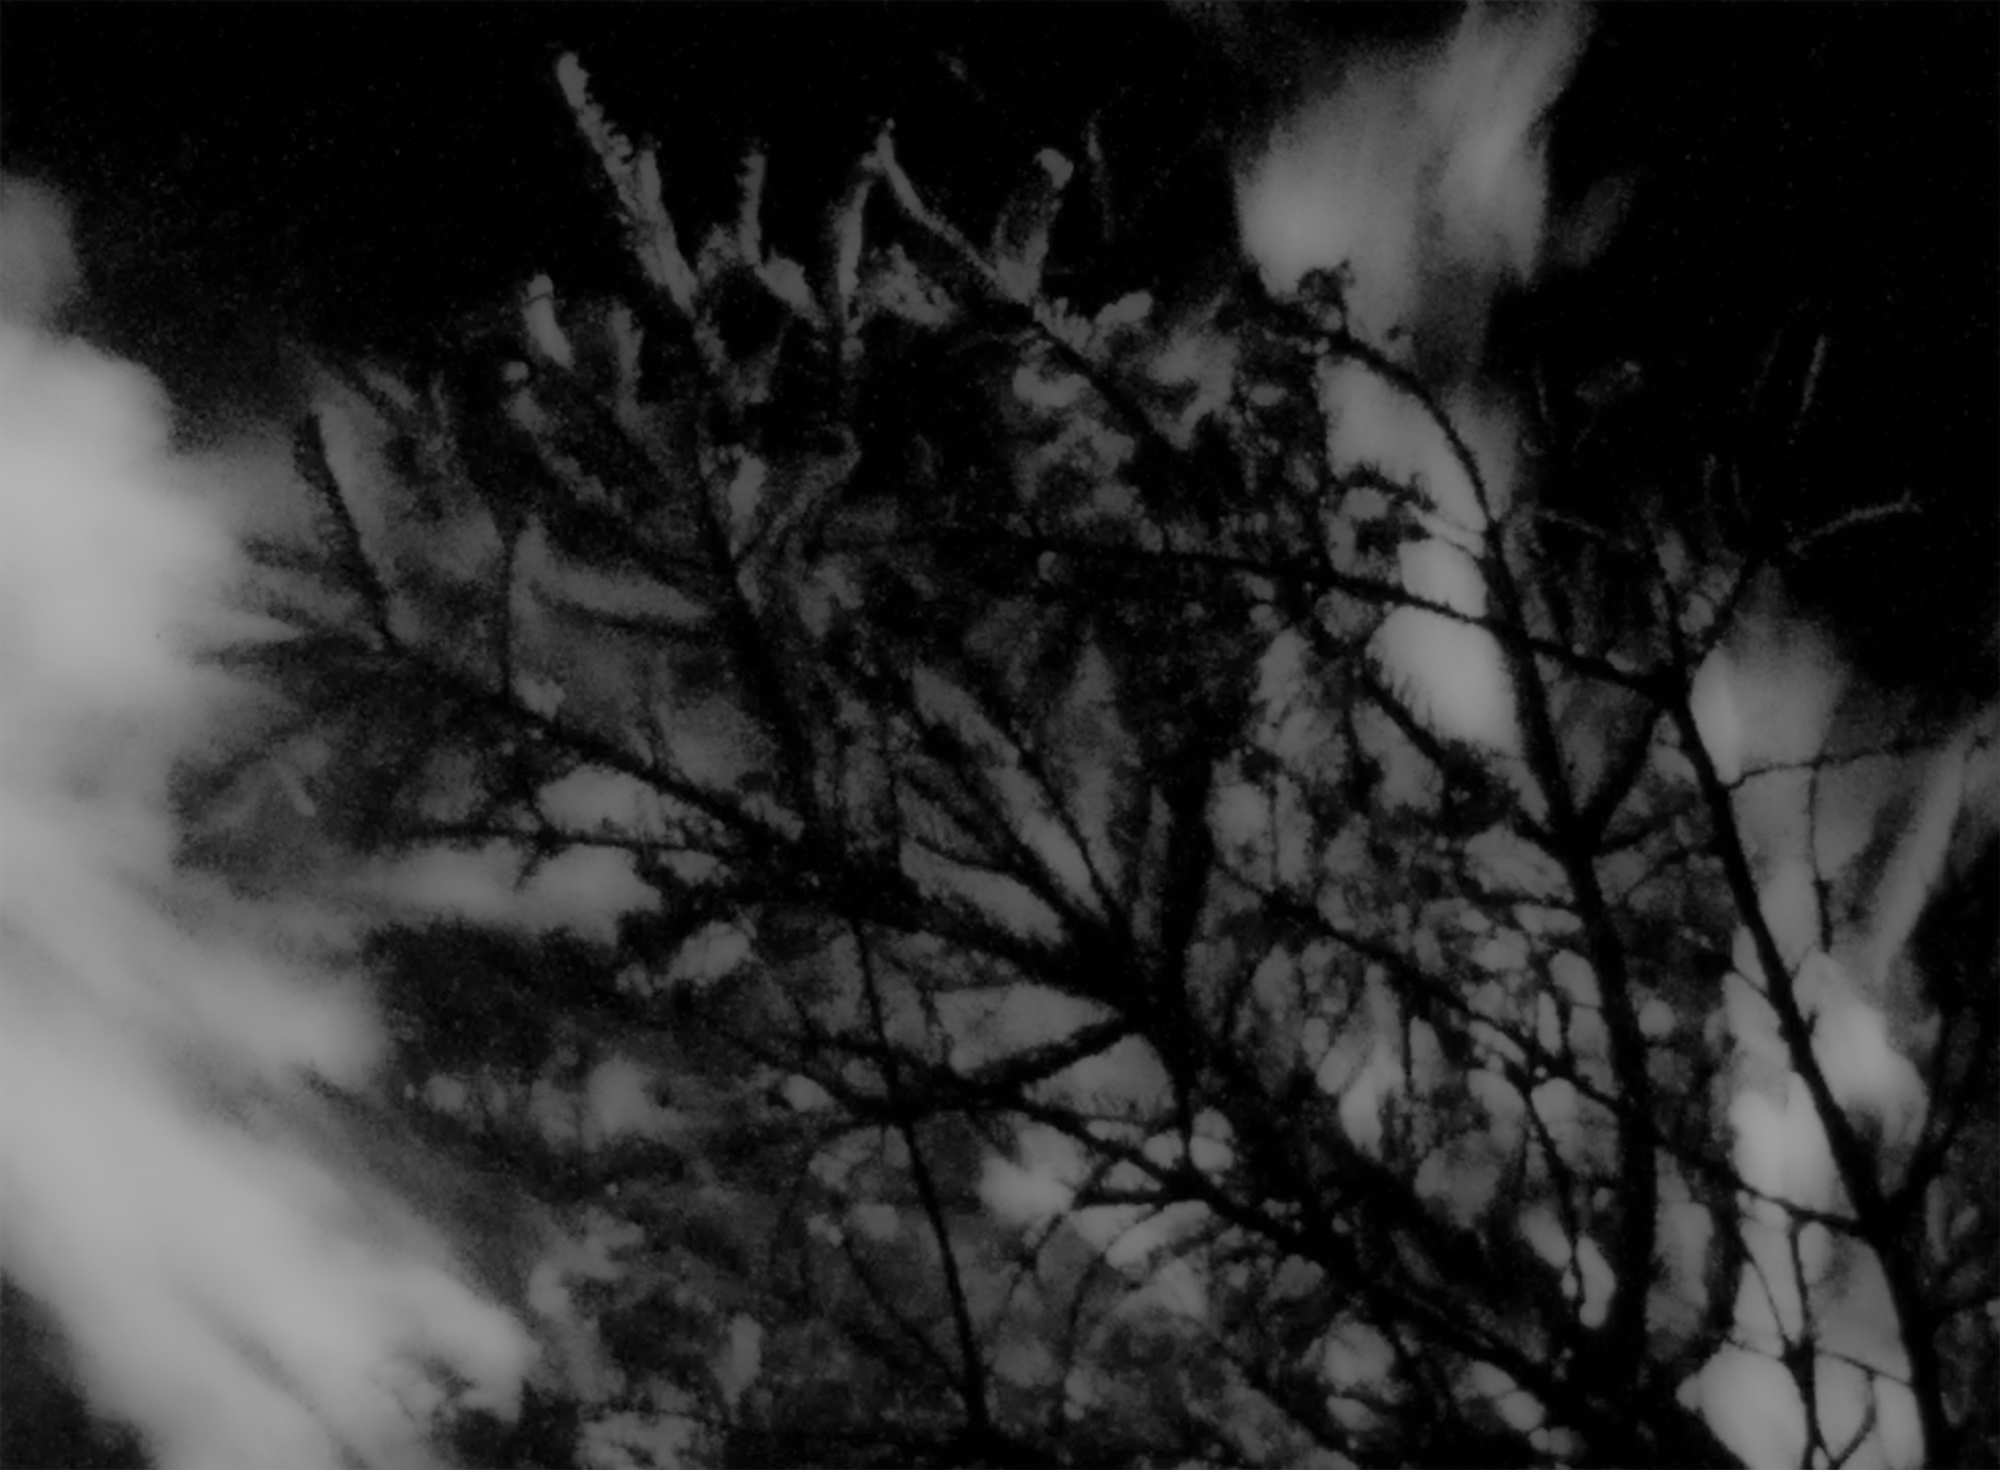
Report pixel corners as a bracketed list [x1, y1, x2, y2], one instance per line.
[0, 7, 1993, 1468]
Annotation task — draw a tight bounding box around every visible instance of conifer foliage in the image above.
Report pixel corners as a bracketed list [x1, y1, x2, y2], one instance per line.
[157, 45, 1997, 1470]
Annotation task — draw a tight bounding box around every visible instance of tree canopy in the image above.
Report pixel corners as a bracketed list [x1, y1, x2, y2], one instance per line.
[154, 32, 1996, 1468]
[3, 11, 1993, 1469]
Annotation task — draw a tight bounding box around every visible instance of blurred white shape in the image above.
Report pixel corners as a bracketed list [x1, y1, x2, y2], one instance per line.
[1237, 4, 1584, 360]
[0, 176, 538, 1468]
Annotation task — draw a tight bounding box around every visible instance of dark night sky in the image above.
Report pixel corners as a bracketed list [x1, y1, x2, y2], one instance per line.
[3, 2, 1995, 689]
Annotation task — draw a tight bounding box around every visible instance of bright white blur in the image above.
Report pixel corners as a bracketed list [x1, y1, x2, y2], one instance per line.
[0, 174, 536, 1470]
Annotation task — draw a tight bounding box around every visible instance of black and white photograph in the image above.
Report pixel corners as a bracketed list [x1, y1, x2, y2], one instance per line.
[1, 5, 1994, 1467]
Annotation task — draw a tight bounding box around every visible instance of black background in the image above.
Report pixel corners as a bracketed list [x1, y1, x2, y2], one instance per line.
[3, 2, 1994, 692]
